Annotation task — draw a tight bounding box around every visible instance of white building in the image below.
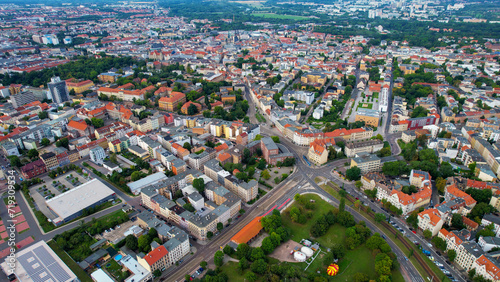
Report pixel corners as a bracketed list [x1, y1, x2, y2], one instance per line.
[188, 192, 205, 211]
[313, 107, 324, 119]
[417, 208, 444, 237]
[120, 255, 152, 282]
[89, 146, 106, 165]
[379, 86, 389, 112]
[479, 236, 500, 252]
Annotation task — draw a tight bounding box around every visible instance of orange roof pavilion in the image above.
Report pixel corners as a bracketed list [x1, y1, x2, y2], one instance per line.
[231, 216, 263, 245]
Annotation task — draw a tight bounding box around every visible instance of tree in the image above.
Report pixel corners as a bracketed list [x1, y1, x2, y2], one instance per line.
[423, 230, 432, 239]
[271, 136, 280, 143]
[451, 213, 465, 229]
[130, 171, 143, 181]
[236, 243, 251, 260]
[90, 117, 104, 128]
[431, 237, 447, 251]
[236, 172, 249, 182]
[27, 149, 39, 159]
[261, 237, 275, 254]
[345, 166, 361, 181]
[207, 231, 213, 239]
[125, 235, 138, 250]
[411, 106, 429, 118]
[223, 245, 234, 255]
[261, 170, 271, 180]
[355, 181, 363, 189]
[250, 259, 268, 275]
[200, 261, 207, 269]
[339, 197, 346, 213]
[436, 177, 447, 194]
[38, 111, 48, 119]
[476, 223, 496, 239]
[240, 148, 252, 164]
[154, 270, 162, 278]
[193, 178, 205, 193]
[374, 213, 386, 223]
[187, 103, 199, 115]
[448, 249, 457, 262]
[138, 235, 151, 253]
[41, 138, 50, 146]
[217, 222, 223, 231]
[238, 257, 249, 271]
[185, 274, 191, 281]
[214, 251, 224, 267]
[183, 142, 192, 152]
[352, 272, 369, 282]
[251, 247, 265, 261]
[8, 156, 21, 168]
[468, 203, 496, 223]
[245, 271, 257, 282]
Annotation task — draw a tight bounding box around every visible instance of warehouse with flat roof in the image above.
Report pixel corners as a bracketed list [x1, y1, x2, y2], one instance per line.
[46, 178, 116, 225]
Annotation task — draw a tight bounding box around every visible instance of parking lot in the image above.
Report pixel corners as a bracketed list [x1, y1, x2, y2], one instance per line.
[30, 171, 90, 221]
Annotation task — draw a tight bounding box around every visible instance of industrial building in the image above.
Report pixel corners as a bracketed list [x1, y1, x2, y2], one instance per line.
[46, 179, 116, 225]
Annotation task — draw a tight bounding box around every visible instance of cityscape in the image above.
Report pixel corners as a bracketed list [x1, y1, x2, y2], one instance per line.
[0, 0, 499, 282]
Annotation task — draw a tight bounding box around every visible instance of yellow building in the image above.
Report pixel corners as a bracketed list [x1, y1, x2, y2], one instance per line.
[65, 79, 94, 94]
[108, 139, 122, 153]
[301, 72, 327, 85]
[355, 108, 380, 127]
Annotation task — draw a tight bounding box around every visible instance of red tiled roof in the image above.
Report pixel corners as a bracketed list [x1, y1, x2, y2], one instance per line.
[143, 246, 168, 266]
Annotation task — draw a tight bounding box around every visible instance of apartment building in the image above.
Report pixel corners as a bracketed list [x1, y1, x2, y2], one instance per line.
[410, 169, 431, 188]
[159, 92, 186, 112]
[350, 153, 381, 174]
[417, 208, 444, 237]
[344, 139, 384, 157]
[137, 245, 170, 272]
[454, 241, 484, 271]
[472, 254, 500, 281]
[40, 152, 58, 170]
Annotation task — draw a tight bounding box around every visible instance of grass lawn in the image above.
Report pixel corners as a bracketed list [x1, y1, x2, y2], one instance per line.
[373, 92, 379, 98]
[252, 13, 310, 20]
[105, 259, 130, 281]
[255, 112, 266, 122]
[220, 261, 249, 282]
[282, 194, 336, 242]
[315, 224, 346, 248]
[357, 102, 373, 110]
[47, 240, 93, 282]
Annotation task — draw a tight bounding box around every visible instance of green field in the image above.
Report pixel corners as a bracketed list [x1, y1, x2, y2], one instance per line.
[282, 194, 336, 242]
[252, 13, 310, 20]
[283, 194, 404, 281]
[357, 102, 373, 110]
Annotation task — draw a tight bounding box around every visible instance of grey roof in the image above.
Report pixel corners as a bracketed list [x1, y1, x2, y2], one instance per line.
[461, 242, 484, 258]
[352, 153, 381, 164]
[204, 159, 223, 172]
[188, 192, 203, 202]
[483, 214, 500, 225]
[239, 179, 258, 191]
[128, 145, 147, 155]
[261, 137, 278, 151]
[189, 211, 218, 228]
[164, 238, 182, 252]
[84, 249, 107, 264]
[212, 204, 230, 217]
[89, 238, 107, 250]
[481, 236, 500, 246]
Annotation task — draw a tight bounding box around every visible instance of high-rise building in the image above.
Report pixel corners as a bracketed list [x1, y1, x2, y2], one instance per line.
[48, 77, 69, 104]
